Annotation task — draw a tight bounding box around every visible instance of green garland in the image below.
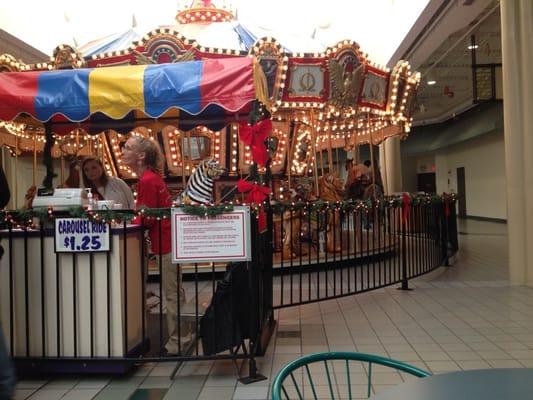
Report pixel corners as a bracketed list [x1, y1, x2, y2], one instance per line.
[0, 203, 236, 228]
[180, 204, 234, 217]
[0, 194, 454, 228]
[271, 193, 456, 214]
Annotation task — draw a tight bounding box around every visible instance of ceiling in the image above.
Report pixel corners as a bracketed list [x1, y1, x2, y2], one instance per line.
[0, 29, 48, 64]
[390, 0, 502, 126]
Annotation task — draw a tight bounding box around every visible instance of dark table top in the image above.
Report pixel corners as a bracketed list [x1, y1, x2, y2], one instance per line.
[371, 368, 533, 400]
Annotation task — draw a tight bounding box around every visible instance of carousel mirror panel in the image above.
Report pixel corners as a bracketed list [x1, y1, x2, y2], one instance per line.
[161, 125, 226, 178]
[289, 123, 313, 176]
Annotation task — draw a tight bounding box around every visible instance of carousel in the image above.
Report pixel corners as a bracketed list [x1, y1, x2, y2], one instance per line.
[0, 1, 455, 378]
[0, 0, 420, 271]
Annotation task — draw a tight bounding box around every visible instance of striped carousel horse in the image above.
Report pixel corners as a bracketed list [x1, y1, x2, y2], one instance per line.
[175, 158, 226, 205]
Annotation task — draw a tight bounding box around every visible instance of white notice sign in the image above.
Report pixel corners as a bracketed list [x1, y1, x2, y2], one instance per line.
[171, 206, 251, 264]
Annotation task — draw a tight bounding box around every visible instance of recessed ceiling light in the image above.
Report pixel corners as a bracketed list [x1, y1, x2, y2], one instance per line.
[468, 45, 479, 50]
[427, 80, 436, 85]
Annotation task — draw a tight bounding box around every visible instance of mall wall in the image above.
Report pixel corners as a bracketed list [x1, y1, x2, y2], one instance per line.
[435, 129, 507, 220]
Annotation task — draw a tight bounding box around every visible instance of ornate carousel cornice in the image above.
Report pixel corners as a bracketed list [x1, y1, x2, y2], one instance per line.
[0, 16, 421, 155]
[248, 37, 289, 113]
[0, 53, 28, 72]
[175, 5, 234, 24]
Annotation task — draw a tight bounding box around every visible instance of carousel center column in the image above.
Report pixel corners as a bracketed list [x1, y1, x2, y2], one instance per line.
[379, 136, 403, 195]
[501, 0, 533, 285]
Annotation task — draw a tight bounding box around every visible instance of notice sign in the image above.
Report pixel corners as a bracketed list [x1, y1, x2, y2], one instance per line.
[55, 218, 111, 253]
[171, 206, 251, 264]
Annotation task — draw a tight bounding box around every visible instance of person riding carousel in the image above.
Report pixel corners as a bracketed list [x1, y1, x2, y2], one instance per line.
[345, 159, 383, 200]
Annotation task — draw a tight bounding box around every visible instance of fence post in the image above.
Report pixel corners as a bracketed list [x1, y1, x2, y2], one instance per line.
[255, 203, 275, 357]
[240, 208, 269, 384]
[400, 209, 410, 290]
[447, 197, 459, 256]
[441, 202, 450, 267]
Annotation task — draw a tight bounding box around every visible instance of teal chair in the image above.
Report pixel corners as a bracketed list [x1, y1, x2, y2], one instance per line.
[271, 352, 431, 400]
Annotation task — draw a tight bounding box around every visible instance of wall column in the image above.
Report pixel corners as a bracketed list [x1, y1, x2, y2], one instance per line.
[501, 0, 533, 284]
[379, 136, 403, 195]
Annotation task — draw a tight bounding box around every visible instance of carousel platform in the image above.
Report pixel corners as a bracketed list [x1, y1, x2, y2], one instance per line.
[272, 229, 398, 269]
[157, 228, 400, 276]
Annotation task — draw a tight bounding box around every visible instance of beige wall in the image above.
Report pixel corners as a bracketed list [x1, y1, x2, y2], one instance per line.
[401, 154, 436, 194]
[435, 130, 506, 220]
[401, 156, 418, 193]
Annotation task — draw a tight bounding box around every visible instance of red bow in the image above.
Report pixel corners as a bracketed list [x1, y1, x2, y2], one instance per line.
[444, 193, 450, 217]
[239, 119, 272, 166]
[237, 179, 271, 203]
[402, 193, 411, 225]
[237, 179, 271, 232]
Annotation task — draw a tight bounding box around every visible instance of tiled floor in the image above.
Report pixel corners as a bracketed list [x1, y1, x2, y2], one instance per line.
[13, 219, 529, 400]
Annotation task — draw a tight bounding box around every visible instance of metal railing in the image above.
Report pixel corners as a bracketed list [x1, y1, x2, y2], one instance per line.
[0, 211, 274, 382]
[0, 200, 457, 378]
[271, 200, 456, 308]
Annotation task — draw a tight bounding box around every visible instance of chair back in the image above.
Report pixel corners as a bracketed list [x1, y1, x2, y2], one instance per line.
[271, 351, 431, 400]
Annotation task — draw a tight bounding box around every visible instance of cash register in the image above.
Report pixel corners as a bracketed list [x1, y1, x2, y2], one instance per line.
[32, 188, 89, 209]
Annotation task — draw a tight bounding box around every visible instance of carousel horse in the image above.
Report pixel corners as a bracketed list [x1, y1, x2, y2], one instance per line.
[281, 174, 344, 258]
[174, 158, 226, 205]
[319, 173, 345, 253]
[281, 183, 317, 259]
[344, 161, 384, 232]
[64, 156, 82, 189]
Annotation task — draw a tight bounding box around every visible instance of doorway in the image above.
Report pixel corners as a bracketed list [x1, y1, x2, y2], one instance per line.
[417, 173, 436, 193]
[456, 167, 466, 218]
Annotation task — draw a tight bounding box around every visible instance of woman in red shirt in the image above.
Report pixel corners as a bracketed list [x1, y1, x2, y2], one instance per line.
[122, 135, 189, 355]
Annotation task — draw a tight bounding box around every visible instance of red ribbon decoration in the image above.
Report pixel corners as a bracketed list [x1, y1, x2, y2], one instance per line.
[237, 179, 271, 232]
[402, 193, 411, 225]
[444, 196, 450, 217]
[237, 179, 271, 203]
[239, 119, 272, 166]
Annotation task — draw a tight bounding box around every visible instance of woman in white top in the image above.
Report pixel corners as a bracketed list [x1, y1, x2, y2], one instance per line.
[81, 157, 135, 209]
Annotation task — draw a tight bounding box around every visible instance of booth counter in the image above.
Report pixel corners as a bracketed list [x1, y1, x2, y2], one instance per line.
[0, 223, 146, 373]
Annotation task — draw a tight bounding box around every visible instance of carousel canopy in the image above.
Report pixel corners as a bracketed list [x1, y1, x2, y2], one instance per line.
[79, 29, 142, 58]
[0, 57, 267, 123]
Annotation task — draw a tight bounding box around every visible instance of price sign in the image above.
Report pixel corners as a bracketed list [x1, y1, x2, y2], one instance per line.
[55, 218, 110, 253]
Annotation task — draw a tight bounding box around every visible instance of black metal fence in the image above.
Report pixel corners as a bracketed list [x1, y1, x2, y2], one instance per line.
[271, 200, 457, 308]
[0, 200, 457, 379]
[0, 212, 274, 381]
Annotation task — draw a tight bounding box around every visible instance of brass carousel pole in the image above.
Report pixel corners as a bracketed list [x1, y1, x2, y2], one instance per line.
[60, 155, 65, 186]
[319, 141, 325, 176]
[368, 115, 375, 187]
[180, 131, 186, 186]
[14, 135, 18, 208]
[314, 112, 324, 176]
[186, 129, 193, 176]
[309, 109, 320, 197]
[335, 145, 340, 176]
[76, 128, 82, 188]
[381, 135, 389, 195]
[287, 119, 298, 192]
[327, 127, 334, 174]
[32, 131, 37, 187]
[88, 134, 93, 156]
